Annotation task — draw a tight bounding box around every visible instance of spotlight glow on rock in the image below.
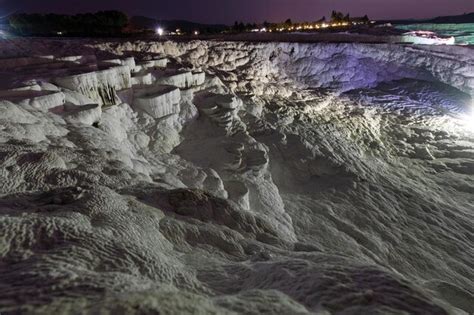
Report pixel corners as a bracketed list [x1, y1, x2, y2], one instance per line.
[0, 37, 473, 315]
[464, 102, 474, 132]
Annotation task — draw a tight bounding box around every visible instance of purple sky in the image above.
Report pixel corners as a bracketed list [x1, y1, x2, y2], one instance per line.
[1, 0, 473, 24]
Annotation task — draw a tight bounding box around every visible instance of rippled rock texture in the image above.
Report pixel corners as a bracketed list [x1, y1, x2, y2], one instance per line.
[0, 39, 473, 314]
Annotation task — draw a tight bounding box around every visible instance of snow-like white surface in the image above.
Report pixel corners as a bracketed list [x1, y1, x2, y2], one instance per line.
[401, 31, 456, 45]
[54, 65, 132, 105]
[0, 38, 473, 315]
[133, 84, 181, 118]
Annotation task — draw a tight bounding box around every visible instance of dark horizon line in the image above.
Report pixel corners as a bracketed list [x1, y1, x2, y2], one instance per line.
[2, 9, 474, 26]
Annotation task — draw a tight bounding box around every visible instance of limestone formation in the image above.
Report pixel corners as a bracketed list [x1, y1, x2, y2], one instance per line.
[133, 84, 181, 118]
[0, 38, 473, 315]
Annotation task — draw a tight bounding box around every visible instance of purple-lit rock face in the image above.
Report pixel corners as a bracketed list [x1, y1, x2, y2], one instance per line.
[0, 38, 473, 315]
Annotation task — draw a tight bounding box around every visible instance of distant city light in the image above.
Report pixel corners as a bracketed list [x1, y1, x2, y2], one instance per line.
[235, 17, 370, 35]
[194, 31, 199, 35]
[156, 27, 164, 36]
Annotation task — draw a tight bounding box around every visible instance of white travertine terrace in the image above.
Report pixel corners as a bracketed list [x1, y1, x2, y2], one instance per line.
[133, 84, 181, 118]
[54, 65, 132, 105]
[131, 72, 154, 86]
[154, 70, 206, 89]
[135, 58, 168, 71]
[0, 88, 66, 111]
[0, 38, 473, 315]
[62, 103, 102, 125]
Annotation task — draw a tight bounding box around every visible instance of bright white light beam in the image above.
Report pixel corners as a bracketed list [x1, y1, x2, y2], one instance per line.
[459, 100, 474, 133]
[464, 102, 474, 132]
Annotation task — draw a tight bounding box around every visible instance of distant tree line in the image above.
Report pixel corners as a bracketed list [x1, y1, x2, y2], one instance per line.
[9, 11, 128, 36]
[331, 11, 369, 23]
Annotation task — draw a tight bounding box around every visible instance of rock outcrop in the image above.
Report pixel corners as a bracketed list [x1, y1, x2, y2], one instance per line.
[0, 38, 473, 315]
[133, 84, 181, 118]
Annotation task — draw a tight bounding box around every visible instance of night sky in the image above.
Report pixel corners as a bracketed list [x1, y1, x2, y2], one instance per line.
[1, 0, 473, 24]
